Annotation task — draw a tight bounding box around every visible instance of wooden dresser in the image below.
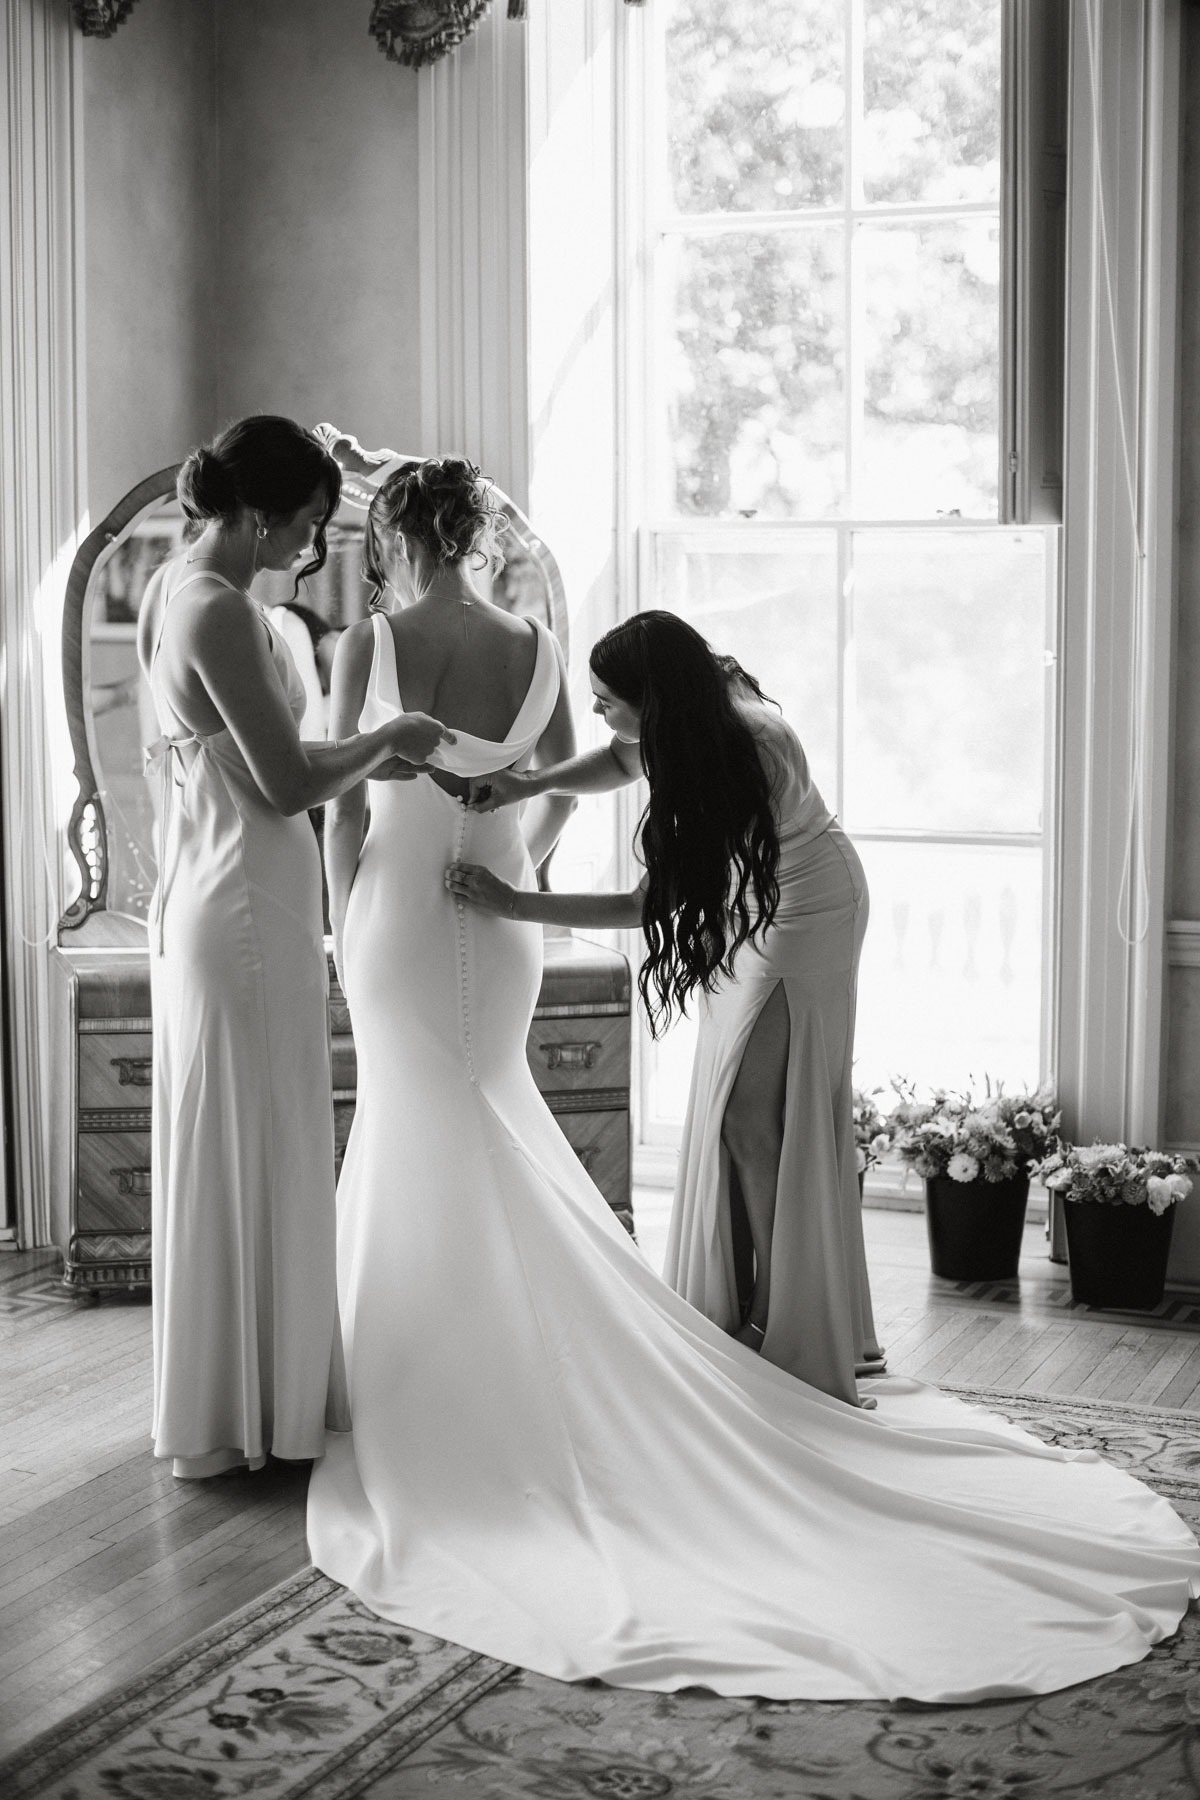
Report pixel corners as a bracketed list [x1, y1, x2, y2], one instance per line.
[54, 931, 633, 1293]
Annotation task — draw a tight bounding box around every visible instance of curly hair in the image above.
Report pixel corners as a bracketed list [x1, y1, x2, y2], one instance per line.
[589, 612, 782, 1036]
[176, 414, 341, 596]
[363, 456, 508, 608]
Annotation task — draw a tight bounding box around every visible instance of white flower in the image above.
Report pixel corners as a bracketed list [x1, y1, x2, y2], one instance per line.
[947, 1152, 980, 1183]
[1013, 1111, 1032, 1129]
[1146, 1173, 1191, 1213]
[1076, 1143, 1124, 1168]
[870, 1133, 891, 1157]
[1147, 1176, 1172, 1215]
[1043, 1167, 1074, 1191]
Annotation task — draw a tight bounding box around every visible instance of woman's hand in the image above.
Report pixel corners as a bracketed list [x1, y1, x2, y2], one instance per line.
[388, 712, 454, 765]
[445, 861, 517, 916]
[466, 768, 528, 812]
[370, 755, 427, 782]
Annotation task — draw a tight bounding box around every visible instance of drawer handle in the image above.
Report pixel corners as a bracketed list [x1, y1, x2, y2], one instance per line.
[574, 1146, 599, 1173]
[110, 1057, 153, 1087]
[111, 1166, 152, 1197]
[540, 1040, 602, 1072]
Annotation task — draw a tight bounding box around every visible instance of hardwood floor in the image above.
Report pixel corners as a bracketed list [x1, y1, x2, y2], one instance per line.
[3, 1200, 1200, 1759]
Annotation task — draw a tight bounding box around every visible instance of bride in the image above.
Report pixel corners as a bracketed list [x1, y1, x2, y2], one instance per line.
[307, 455, 1200, 1703]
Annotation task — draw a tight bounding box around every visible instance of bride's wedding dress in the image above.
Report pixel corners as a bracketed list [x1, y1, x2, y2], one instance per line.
[307, 614, 1200, 1702]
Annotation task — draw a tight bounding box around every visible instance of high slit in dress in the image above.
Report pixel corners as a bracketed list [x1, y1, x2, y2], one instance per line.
[665, 702, 881, 1404]
[307, 618, 1200, 1703]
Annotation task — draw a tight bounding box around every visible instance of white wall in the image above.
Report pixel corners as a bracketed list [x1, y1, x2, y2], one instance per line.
[81, 0, 424, 527]
[216, 0, 422, 445]
[82, 0, 218, 520]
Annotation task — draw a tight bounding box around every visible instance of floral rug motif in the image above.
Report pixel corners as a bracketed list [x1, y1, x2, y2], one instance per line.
[3, 1389, 1199, 1800]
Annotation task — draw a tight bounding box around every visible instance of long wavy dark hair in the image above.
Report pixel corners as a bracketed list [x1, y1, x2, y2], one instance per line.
[177, 415, 341, 597]
[589, 612, 782, 1035]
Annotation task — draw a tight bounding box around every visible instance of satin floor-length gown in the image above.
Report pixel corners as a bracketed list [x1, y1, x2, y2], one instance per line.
[306, 613, 1200, 1702]
[665, 702, 881, 1403]
[147, 560, 347, 1477]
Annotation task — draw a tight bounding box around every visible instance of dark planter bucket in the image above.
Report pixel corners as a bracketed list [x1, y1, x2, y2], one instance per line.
[924, 1174, 1030, 1281]
[1064, 1198, 1176, 1310]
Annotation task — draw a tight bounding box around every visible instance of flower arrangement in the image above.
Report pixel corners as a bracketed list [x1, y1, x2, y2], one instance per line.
[891, 1082, 1061, 1185]
[852, 1087, 894, 1174]
[1034, 1143, 1193, 1214]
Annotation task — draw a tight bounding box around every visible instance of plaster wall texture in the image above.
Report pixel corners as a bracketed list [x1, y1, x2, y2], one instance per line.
[81, 0, 422, 528]
[215, 0, 422, 446]
[82, 0, 218, 522]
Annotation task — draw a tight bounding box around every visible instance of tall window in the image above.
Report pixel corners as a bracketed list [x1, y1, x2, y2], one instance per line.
[626, 0, 1058, 1155]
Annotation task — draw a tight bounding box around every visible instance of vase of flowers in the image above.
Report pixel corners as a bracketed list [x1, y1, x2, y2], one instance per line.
[853, 1087, 894, 1198]
[893, 1084, 1060, 1281]
[1034, 1144, 1192, 1309]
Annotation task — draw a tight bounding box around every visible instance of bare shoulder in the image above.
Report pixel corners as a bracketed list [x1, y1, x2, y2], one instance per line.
[333, 615, 377, 674]
[136, 564, 167, 674]
[184, 581, 264, 658]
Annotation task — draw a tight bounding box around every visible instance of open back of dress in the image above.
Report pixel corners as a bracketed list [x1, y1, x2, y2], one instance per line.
[307, 618, 1200, 1703]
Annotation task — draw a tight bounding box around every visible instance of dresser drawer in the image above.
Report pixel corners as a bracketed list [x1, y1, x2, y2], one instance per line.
[554, 1108, 633, 1230]
[77, 1131, 153, 1232]
[527, 1014, 630, 1097]
[331, 1034, 357, 1090]
[78, 1032, 154, 1109]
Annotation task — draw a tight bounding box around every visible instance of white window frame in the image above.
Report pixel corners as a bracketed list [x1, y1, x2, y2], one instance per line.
[420, 0, 1185, 1220]
[621, 0, 1061, 1176]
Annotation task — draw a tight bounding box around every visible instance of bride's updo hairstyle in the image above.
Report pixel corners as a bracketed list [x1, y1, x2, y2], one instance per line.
[176, 415, 342, 593]
[590, 611, 782, 1035]
[362, 456, 507, 608]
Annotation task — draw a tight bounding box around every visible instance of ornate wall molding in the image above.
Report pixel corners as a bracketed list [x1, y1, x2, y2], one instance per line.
[1, 4, 88, 1245]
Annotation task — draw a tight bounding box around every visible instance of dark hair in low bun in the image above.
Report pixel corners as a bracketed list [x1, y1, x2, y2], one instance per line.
[179, 446, 239, 520]
[363, 456, 507, 607]
[176, 414, 342, 592]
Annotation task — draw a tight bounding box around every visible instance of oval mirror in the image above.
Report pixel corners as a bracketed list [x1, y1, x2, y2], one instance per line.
[58, 434, 569, 942]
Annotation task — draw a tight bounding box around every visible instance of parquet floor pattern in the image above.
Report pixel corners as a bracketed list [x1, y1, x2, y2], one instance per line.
[2, 1202, 1199, 1758]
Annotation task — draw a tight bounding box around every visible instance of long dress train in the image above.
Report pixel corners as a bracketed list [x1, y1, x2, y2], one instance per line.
[147, 560, 347, 1473]
[306, 616, 1200, 1702]
[665, 707, 881, 1402]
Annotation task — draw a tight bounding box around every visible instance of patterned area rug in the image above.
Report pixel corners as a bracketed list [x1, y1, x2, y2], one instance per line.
[3, 1389, 1199, 1800]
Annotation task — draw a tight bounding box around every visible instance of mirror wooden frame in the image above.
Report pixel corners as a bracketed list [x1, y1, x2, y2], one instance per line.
[57, 444, 569, 940]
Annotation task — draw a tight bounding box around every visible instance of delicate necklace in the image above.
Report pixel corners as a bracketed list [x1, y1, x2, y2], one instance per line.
[184, 550, 252, 598]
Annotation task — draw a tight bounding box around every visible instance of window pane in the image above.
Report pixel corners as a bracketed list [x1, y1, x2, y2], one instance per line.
[643, 1010, 699, 1141]
[662, 228, 844, 518]
[862, 0, 1001, 206]
[663, 0, 845, 214]
[654, 534, 840, 797]
[846, 530, 1046, 834]
[854, 840, 1044, 1093]
[858, 218, 999, 517]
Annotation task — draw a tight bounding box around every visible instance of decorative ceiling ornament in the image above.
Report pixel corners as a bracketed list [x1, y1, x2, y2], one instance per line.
[69, 0, 140, 36]
[368, 0, 496, 69]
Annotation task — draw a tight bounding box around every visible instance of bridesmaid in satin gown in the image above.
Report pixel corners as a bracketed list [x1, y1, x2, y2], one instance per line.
[307, 464, 1200, 1704]
[464, 611, 881, 1403]
[139, 417, 449, 1480]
